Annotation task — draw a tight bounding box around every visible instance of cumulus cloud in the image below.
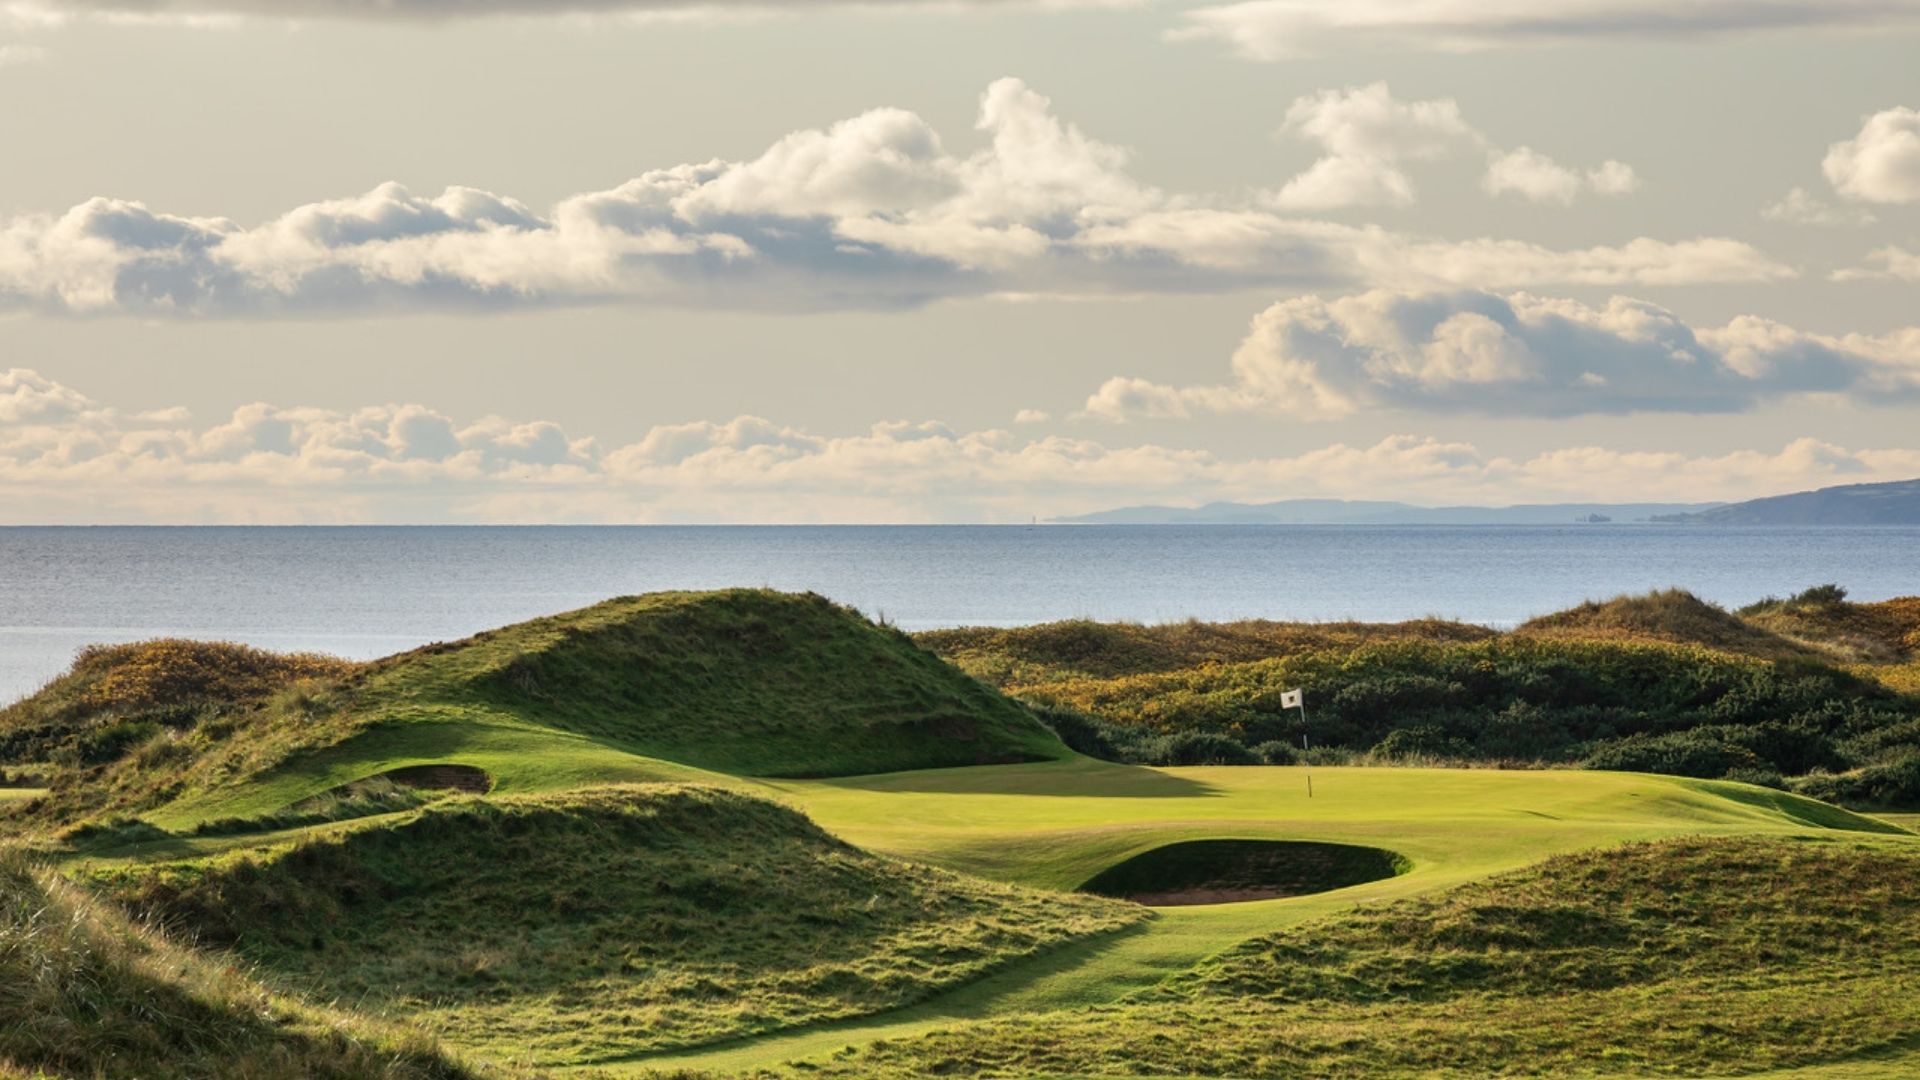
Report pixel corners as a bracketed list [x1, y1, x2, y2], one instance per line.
[1834, 246, 1920, 281]
[1082, 288, 1920, 421]
[1762, 186, 1877, 226]
[1483, 148, 1639, 204]
[1823, 106, 1920, 204]
[1172, 0, 1920, 60]
[1267, 85, 1640, 210]
[4, 366, 1919, 523]
[0, 80, 1765, 319]
[1268, 84, 1477, 210]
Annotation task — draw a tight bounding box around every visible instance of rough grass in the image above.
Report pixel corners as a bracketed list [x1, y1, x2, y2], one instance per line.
[3, 590, 1065, 836]
[348, 589, 1064, 778]
[1743, 595, 1920, 664]
[781, 834, 1920, 1078]
[1512, 587, 1819, 659]
[919, 617, 1496, 685]
[0, 850, 481, 1080]
[84, 784, 1143, 1069]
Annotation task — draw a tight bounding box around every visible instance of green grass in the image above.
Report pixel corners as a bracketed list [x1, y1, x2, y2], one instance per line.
[768, 834, 1920, 1078]
[0, 850, 485, 1080]
[622, 762, 1903, 1075]
[5, 590, 1067, 838]
[82, 785, 1142, 1070]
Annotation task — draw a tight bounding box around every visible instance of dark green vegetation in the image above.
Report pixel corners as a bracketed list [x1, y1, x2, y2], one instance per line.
[0, 590, 1063, 836]
[84, 785, 1140, 1068]
[924, 585, 1920, 809]
[1077, 839, 1406, 905]
[0, 851, 481, 1080]
[796, 835, 1920, 1078]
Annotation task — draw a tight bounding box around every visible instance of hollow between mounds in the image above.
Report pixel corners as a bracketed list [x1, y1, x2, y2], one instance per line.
[1078, 839, 1408, 906]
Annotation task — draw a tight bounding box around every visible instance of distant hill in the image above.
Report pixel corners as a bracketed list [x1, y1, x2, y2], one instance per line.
[1652, 478, 1920, 524]
[1052, 498, 1718, 525]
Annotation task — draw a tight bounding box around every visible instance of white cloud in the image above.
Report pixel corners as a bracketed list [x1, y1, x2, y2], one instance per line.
[0, 80, 1748, 318]
[1268, 83, 1477, 210]
[1082, 288, 1920, 421]
[1483, 148, 1639, 204]
[4, 366, 1919, 523]
[1824, 106, 1920, 204]
[0, 367, 95, 423]
[1762, 186, 1877, 226]
[1834, 246, 1920, 281]
[1014, 408, 1051, 423]
[1171, 0, 1920, 60]
[1267, 85, 1639, 210]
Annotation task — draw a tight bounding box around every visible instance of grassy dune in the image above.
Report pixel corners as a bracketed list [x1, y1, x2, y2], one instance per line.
[2, 590, 1063, 836]
[83, 785, 1140, 1069]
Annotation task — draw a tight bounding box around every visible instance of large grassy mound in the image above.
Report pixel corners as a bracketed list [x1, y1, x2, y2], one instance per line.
[1740, 589, 1920, 664]
[1515, 587, 1820, 660]
[350, 589, 1062, 777]
[792, 834, 1920, 1078]
[2, 590, 1066, 835]
[0, 852, 476, 1080]
[84, 784, 1142, 1068]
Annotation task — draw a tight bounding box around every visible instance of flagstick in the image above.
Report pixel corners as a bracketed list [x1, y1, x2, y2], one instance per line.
[1298, 700, 1312, 798]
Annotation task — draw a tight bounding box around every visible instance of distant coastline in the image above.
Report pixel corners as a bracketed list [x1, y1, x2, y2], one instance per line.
[1054, 477, 1920, 527]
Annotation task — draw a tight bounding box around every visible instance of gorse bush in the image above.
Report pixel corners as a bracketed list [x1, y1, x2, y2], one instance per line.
[927, 589, 1920, 806]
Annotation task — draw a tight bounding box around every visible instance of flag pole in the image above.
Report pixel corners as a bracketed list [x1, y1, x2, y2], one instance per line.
[1298, 697, 1312, 799]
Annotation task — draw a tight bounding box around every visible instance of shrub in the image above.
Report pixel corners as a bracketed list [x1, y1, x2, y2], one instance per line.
[1145, 732, 1259, 766]
[1028, 703, 1122, 760]
[1584, 730, 1761, 779]
[1370, 725, 1469, 762]
[1251, 740, 1299, 765]
[1791, 752, 1920, 809]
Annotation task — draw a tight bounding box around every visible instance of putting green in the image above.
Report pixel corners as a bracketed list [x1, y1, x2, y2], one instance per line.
[589, 759, 1906, 1074]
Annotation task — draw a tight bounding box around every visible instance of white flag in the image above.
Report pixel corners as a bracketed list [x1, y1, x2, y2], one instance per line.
[1280, 688, 1303, 709]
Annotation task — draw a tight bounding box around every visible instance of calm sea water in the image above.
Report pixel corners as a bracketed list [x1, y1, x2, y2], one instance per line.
[2, 524, 1917, 705]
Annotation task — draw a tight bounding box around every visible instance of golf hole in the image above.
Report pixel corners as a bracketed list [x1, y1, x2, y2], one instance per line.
[1078, 839, 1408, 906]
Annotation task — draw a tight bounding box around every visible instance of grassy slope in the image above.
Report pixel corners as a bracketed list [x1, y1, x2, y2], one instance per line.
[0, 851, 482, 1080]
[1515, 587, 1823, 659]
[81, 785, 1141, 1070]
[781, 834, 1920, 1079]
[627, 761, 1901, 1074]
[4, 590, 1065, 834]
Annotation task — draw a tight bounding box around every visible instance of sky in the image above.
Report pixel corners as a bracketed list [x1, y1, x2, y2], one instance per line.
[1, 0, 1919, 523]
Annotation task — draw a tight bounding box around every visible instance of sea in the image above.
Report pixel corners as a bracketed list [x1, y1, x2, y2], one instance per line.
[3, 524, 1918, 705]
